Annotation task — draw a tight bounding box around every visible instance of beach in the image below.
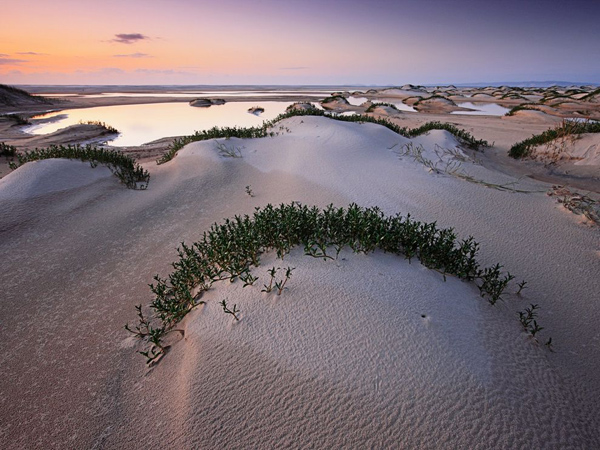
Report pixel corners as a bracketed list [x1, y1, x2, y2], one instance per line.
[1, 89, 600, 447]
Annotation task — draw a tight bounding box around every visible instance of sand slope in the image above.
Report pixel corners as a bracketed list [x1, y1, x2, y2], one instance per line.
[0, 116, 599, 449]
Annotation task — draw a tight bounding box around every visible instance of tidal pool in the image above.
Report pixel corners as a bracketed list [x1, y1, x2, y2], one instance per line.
[451, 102, 510, 116]
[26, 101, 296, 146]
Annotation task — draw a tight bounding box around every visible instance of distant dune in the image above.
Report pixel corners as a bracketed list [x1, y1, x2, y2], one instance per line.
[0, 84, 53, 107]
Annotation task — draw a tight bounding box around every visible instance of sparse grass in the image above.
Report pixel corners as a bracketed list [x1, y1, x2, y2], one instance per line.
[157, 107, 490, 164]
[0, 84, 53, 106]
[215, 140, 243, 158]
[219, 299, 240, 321]
[9, 144, 149, 189]
[518, 303, 549, 346]
[321, 95, 348, 104]
[127, 203, 521, 364]
[580, 87, 600, 102]
[509, 120, 600, 158]
[365, 102, 400, 113]
[157, 124, 273, 164]
[413, 95, 457, 106]
[78, 120, 119, 134]
[395, 142, 538, 193]
[505, 104, 540, 116]
[547, 185, 599, 225]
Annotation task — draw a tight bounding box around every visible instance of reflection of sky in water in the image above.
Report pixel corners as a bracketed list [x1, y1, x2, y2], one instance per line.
[39, 90, 335, 99]
[346, 96, 368, 106]
[26, 101, 295, 146]
[451, 102, 510, 116]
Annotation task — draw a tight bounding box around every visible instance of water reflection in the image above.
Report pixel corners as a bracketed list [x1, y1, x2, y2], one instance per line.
[26, 101, 294, 146]
[451, 102, 510, 116]
[346, 96, 368, 106]
[39, 90, 335, 99]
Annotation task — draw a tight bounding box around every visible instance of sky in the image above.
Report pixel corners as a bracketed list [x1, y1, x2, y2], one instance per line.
[1, 0, 599, 86]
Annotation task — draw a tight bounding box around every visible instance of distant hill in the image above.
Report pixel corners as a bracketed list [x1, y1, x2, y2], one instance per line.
[0, 84, 53, 107]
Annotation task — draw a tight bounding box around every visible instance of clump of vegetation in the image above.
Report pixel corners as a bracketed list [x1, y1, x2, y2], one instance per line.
[321, 95, 348, 104]
[127, 203, 522, 364]
[78, 120, 119, 134]
[365, 102, 400, 113]
[504, 104, 540, 116]
[509, 120, 600, 159]
[413, 95, 457, 106]
[245, 185, 254, 197]
[261, 266, 294, 295]
[2, 113, 30, 125]
[157, 107, 489, 164]
[9, 144, 149, 189]
[0, 142, 17, 157]
[157, 124, 274, 164]
[518, 303, 551, 349]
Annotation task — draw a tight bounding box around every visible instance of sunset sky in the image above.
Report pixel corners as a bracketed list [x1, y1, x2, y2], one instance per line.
[1, 0, 599, 85]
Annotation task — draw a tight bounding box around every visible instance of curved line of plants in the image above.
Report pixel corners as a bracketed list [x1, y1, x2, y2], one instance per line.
[127, 203, 530, 365]
[157, 107, 490, 165]
[509, 120, 600, 158]
[8, 144, 150, 189]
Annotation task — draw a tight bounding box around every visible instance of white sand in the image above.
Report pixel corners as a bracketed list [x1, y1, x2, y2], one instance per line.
[529, 133, 600, 166]
[0, 159, 113, 200]
[1, 116, 599, 449]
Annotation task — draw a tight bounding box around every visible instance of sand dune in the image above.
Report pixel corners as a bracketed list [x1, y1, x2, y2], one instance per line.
[1, 116, 599, 448]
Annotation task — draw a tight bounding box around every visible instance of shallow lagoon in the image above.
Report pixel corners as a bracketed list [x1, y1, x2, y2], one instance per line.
[27, 101, 295, 146]
[451, 102, 510, 116]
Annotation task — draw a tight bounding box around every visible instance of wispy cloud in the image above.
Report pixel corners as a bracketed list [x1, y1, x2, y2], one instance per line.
[0, 53, 9, 57]
[113, 52, 152, 58]
[16, 52, 48, 56]
[0, 56, 28, 65]
[279, 67, 309, 70]
[134, 68, 191, 75]
[111, 33, 149, 44]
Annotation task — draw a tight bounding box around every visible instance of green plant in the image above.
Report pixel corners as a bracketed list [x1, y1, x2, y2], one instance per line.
[275, 266, 294, 295]
[476, 264, 515, 305]
[504, 104, 540, 116]
[518, 304, 546, 340]
[9, 144, 149, 189]
[127, 203, 523, 364]
[156, 107, 490, 165]
[239, 270, 258, 287]
[365, 102, 400, 113]
[516, 280, 528, 295]
[509, 120, 600, 159]
[220, 299, 240, 321]
[0, 142, 17, 157]
[413, 95, 457, 107]
[321, 95, 348, 104]
[262, 266, 278, 293]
